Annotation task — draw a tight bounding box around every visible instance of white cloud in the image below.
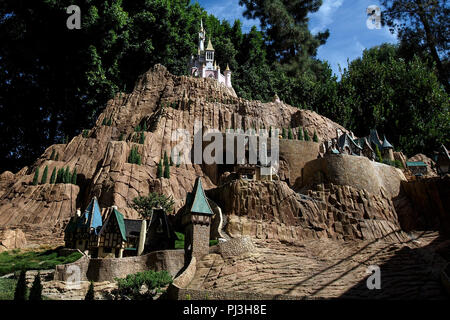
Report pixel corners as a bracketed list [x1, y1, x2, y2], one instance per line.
[310, 0, 344, 34]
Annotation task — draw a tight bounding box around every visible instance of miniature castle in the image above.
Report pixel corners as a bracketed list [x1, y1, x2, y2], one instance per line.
[189, 20, 232, 89]
[324, 129, 395, 162]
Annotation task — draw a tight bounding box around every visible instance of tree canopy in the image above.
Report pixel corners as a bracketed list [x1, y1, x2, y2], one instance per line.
[0, 0, 448, 173]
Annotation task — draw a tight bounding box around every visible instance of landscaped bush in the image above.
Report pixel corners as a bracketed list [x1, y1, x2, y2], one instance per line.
[115, 270, 172, 300]
[0, 249, 82, 276]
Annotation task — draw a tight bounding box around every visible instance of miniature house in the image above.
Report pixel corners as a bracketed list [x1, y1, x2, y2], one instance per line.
[64, 199, 174, 258]
[406, 161, 428, 177]
[182, 177, 214, 261]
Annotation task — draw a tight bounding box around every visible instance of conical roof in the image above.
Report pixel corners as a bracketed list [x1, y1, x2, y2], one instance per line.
[187, 177, 213, 215]
[382, 136, 393, 149]
[206, 38, 214, 51]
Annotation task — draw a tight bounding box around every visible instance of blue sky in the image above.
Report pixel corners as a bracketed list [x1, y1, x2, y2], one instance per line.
[197, 0, 398, 76]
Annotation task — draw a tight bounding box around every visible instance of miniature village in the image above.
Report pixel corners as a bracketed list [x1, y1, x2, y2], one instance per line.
[0, 21, 449, 301]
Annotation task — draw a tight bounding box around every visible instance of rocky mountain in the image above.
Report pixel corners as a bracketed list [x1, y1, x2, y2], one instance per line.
[0, 64, 350, 245]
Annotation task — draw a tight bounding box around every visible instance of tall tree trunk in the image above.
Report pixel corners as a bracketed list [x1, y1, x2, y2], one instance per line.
[415, 0, 449, 93]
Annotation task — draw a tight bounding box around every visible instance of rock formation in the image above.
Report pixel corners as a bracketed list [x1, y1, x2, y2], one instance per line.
[0, 65, 350, 245]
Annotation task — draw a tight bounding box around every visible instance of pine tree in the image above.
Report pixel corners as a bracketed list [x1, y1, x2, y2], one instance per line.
[164, 161, 170, 179]
[85, 281, 95, 301]
[139, 132, 145, 144]
[304, 129, 310, 141]
[143, 122, 147, 132]
[102, 118, 107, 126]
[40, 166, 48, 184]
[56, 168, 63, 184]
[288, 127, 294, 140]
[33, 168, 40, 186]
[107, 118, 112, 126]
[298, 127, 303, 140]
[14, 270, 27, 301]
[313, 131, 319, 142]
[55, 153, 59, 161]
[157, 160, 163, 178]
[375, 145, 383, 162]
[50, 167, 57, 184]
[29, 272, 42, 301]
[163, 151, 169, 168]
[119, 133, 124, 141]
[64, 167, 71, 184]
[50, 149, 55, 160]
[136, 153, 142, 165]
[71, 168, 77, 185]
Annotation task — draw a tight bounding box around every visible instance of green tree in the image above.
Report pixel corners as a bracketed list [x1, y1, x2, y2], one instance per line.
[304, 129, 310, 141]
[55, 153, 59, 161]
[40, 165, 48, 184]
[33, 168, 40, 186]
[375, 144, 383, 162]
[163, 151, 169, 168]
[282, 128, 287, 139]
[157, 160, 163, 179]
[239, 0, 329, 76]
[50, 167, 57, 184]
[381, 0, 449, 92]
[14, 270, 27, 301]
[50, 149, 55, 160]
[71, 168, 77, 185]
[139, 132, 145, 145]
[288, 127, 294, 140]
[340, 44, 449, 156]
[64, 167, 71, 184]
[313, 131, 319, 142]
[298, 127, 303, 140]
[29, 273, 42, 301]
[85, 281, 95, 301]
[164, 161, 170, 179]
[132, 193, 175, 219]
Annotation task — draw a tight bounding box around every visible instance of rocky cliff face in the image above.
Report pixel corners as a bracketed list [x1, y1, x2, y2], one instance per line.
[0, 65, 350, 244]
[208, 180, 408, 243]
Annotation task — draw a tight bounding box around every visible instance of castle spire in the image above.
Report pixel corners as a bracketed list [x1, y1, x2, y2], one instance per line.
[206, 38, 214, 51]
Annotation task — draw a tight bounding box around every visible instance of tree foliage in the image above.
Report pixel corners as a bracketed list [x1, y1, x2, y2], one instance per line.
[131, 192, 175, 219]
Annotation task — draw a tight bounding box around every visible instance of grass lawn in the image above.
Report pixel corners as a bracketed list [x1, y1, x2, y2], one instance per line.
[0, 248, 83, 276]
[0, 278, 17, 300]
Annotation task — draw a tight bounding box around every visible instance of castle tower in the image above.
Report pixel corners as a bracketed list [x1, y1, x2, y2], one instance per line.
[382, 136, 394, 161]
[224, 64, 232, 88]
[198, 19, 205, 52]
[182, 177, 214, 262]
[205, 38, 215, 63]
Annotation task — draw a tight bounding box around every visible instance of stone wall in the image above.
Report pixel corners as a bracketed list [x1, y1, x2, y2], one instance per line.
[300, 154, 406, 198]
[218, 236, 255, 258]
[399, 175, 450, 236]
[279, 139, 320, 185]
[54, 249, 185, 282]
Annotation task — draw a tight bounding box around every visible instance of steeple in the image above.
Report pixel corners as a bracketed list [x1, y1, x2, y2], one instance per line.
[206, 38, 214, 51]
[200, 19, 204, 33]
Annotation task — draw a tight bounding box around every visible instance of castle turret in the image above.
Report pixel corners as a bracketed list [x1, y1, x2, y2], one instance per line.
[224, 64, 232, 88]
[198, 19, 205, 52]
[205, 38, 214, 63]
